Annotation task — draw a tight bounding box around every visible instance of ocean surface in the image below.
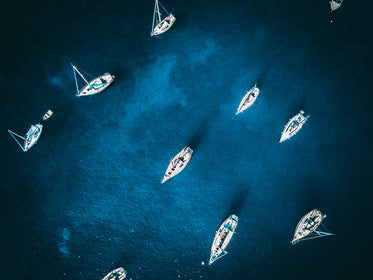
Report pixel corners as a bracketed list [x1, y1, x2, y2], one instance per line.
[0, 0, 372, 279]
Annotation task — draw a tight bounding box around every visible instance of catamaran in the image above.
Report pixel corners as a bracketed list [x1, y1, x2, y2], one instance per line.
[71, 64, 114, 97]
[279, 110, 310, 143]
[101, 268, 127, 280]
[8, 124, 43, 152]
[236, 83, 260, 115]
[161, 146, 193, 183]
[291, 209, 333, 244]
[330, 0, 343, 11]
[151, 0, 176, 36]
[43, 109, 53, 121]
[209, 214, 238, 265]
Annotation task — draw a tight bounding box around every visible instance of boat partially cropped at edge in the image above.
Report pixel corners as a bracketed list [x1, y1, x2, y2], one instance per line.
[236, 83, 260, 115]
[161, 146, 193, 183]
[291, 209, 333, 244]
[209, 214, 238, 265]
[102, 267, 127, 280]
[279, 110, 310, 143]
[151, 0, 176, 36]
[330, 0, 343, 11]
[71, 64, 114, 97]
[8, 124, 43, 152]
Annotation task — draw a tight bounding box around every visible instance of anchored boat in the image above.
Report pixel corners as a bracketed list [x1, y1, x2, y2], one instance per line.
[161, 146, 193, 183]
[151, 0, 176, 36]
[330, 0, 343, 11]
[8, 124, 43, 152]
[102, 267, 127, 280]
[43, 109, 53, 121]
[209, 214, 238, 265]
[236, 83, 260, 115]
[71, 64, 114, 97]
[291, 209, 333, 244]
[279, 110, 310, 143]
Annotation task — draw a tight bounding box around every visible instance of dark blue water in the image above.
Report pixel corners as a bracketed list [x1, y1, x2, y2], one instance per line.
[0, 0, 372, 279]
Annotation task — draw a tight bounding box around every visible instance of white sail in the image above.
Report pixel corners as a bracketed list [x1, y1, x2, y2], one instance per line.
[71, 64, 114, 97]
[330, 0, 343, 11]
[291, 209, 333, 244]
[8, 124, 43, 152]
[151, 0, 176, 36]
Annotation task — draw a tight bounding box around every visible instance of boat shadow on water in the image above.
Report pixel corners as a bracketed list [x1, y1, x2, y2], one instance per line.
[224, 187, 250, 218]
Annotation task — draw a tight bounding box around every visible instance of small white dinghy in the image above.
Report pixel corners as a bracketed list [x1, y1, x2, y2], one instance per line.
[161, 146, 193, 183]
[291, 209, 333, 244]
[151, 0, 176, 36]
[8, 124, 43, 152]
[279, 110, 310, 143]
[43, 109, 53, 121]
[236, 83, 260, 115]
[209, 214, 238, 265]
[330, 0, 343, 11]
[101, 267, 127, 280]
[71, 64, 114, 97]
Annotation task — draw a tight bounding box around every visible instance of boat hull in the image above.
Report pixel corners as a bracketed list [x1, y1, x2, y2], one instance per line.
[291, 209, 325, 244]
[102, 267, 127, 280]
[209, 214, 238, 265]
[151, 14, 176, 36]
[161, 146, 193, 183]
[77, 73, 114, 97]
[236, 86, 260, 115]
[24, 124, 43, 151]
[279, 110, 309, 143]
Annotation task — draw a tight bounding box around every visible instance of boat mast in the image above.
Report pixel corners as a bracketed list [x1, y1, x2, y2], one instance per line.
[8, 130, 27, 151]
[71, 64, 90, 85]
[155, 0, 162, 23]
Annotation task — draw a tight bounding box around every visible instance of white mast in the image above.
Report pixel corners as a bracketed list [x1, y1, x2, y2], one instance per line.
[156, 0, 162, 23]
[8, 130, 27, 151]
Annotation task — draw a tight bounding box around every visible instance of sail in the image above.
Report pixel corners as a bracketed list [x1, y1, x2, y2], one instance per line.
[8, 124, 43, 152]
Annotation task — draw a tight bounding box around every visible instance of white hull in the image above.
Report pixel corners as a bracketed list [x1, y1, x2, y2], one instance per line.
[291, 209, 331, 244]
[77, 73, 114, 97]
[236, 84, 260, 115]
[151, 14, 176, 36]
[43, 110, 53, 121]
[279, 110, 309, 143]
[9, 124, 43, 152]
[330, 0, 343, 11]
[102, 267, 127, 280]
[209, 214, 238, 265]
[161, 146, 193, 183]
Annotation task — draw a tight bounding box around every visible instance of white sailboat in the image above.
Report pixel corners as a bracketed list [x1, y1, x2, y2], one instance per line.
[71, 64, 114, 97]
[236, 83, 260, 115]
[291, 209, 333, 244]
[209, 214, 238, 265]
[8, 124, 43, 152]
[279, 110, 310, 143]
[330, 0, 343, 11]
[151, 0, 176, 36]
[102, 267, 127, 280]
[161, 146, 193, 183]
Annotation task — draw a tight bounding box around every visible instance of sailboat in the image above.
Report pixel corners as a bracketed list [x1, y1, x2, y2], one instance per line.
[291, 209, 333, 244]
[151, 0, 176, 36]
[209, 214, 238, 265]
[330, 0, 343, 11]
[279, 110, 310, 143]
[71, 64, 114, 97]
[161, 146, 193, 183]
[101, 267, 127, 280]
[8, 124, 43, 152]
[236, 83, 260, 115]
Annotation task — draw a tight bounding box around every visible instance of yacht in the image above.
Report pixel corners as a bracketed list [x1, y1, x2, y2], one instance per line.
[102, 267, 127, 280]
[279, 110, 310, 143]
[236, 83, 260, 115]
[161, 146, 193, 183]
